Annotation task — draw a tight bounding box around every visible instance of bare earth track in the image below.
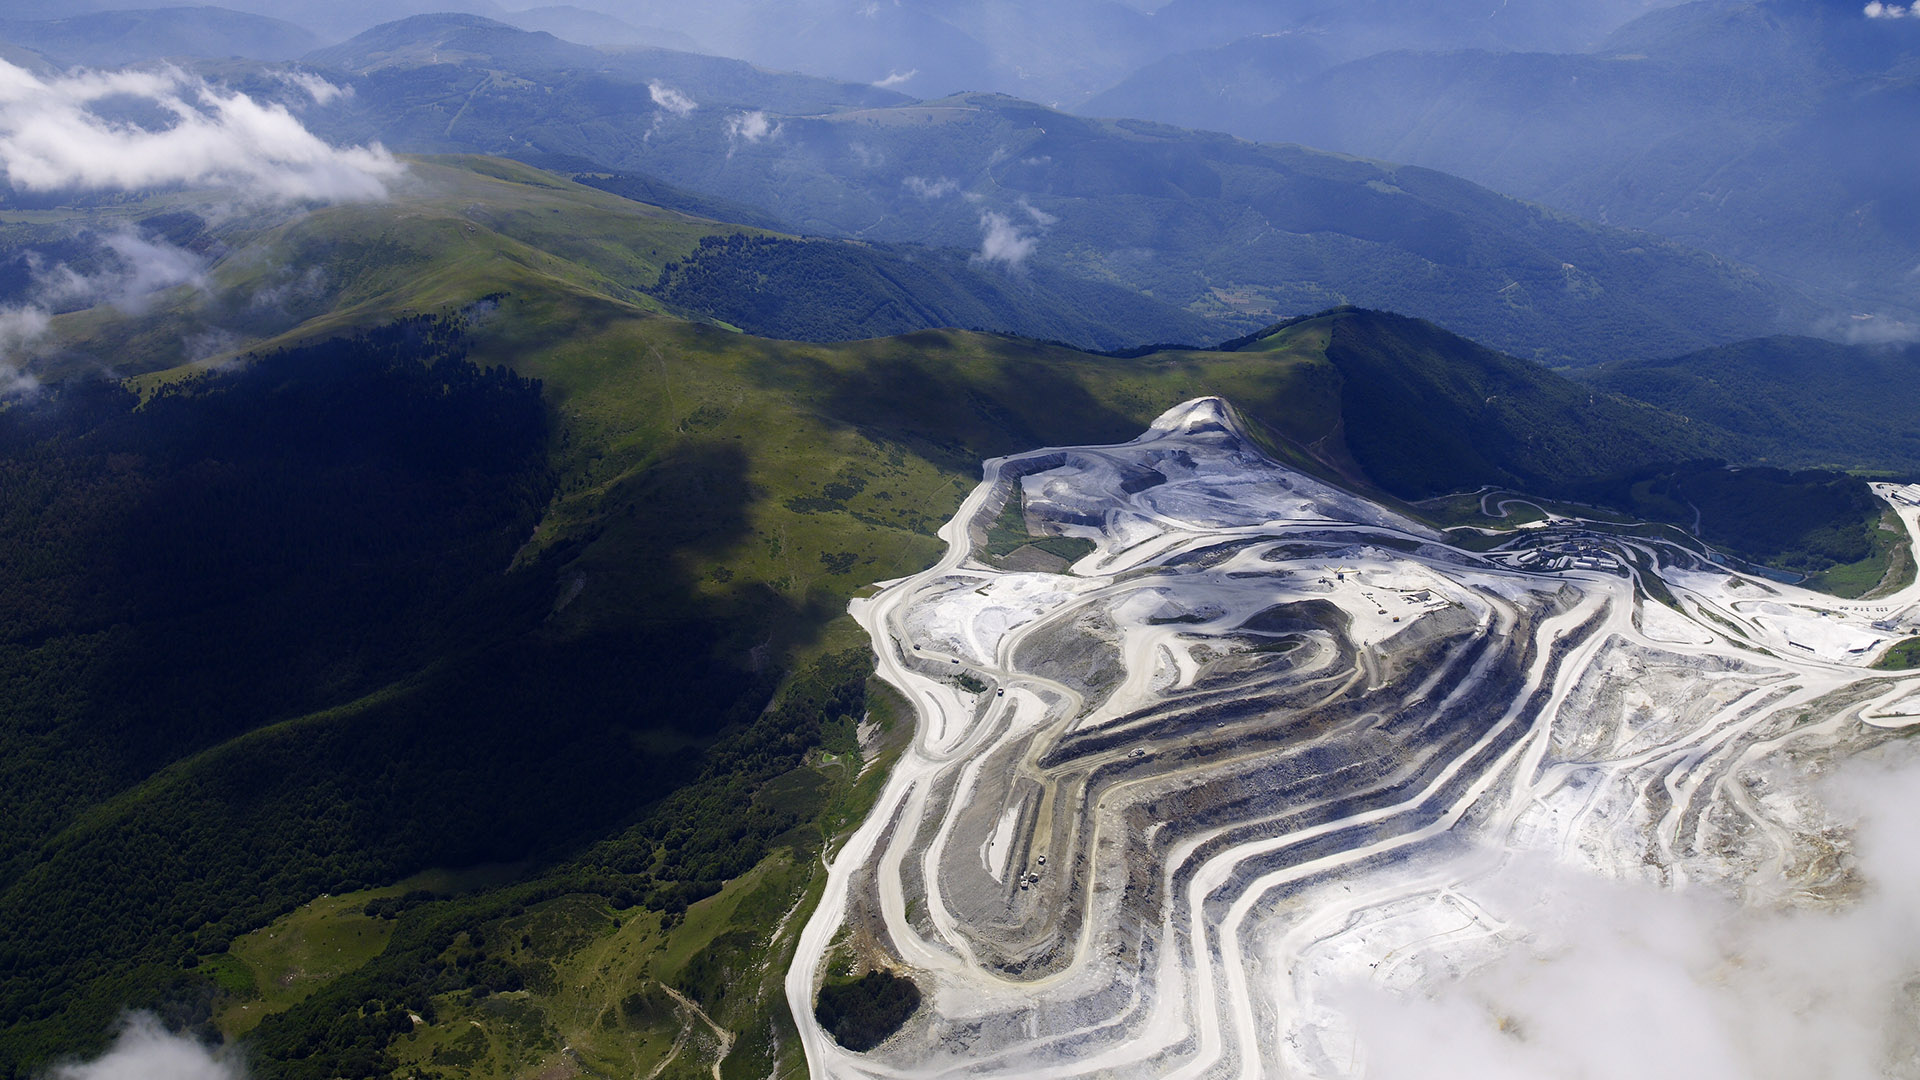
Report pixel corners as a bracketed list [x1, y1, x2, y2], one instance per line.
[786, 398, 1920, 1079]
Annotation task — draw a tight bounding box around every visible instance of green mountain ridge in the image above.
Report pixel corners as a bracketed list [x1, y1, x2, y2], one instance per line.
[4, 156, 1215, 371]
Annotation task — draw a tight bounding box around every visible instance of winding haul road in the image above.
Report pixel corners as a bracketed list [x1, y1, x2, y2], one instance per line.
[786, 398, 1920, 1078]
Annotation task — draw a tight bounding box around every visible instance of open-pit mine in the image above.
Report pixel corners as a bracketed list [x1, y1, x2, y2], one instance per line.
[785, 398, 1920, 1078]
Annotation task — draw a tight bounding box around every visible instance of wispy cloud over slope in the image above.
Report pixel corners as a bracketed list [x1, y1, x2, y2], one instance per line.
[48, 1013, 240, 1080]
[975, 210, 1038, 267]
[0, 229, 211, 391]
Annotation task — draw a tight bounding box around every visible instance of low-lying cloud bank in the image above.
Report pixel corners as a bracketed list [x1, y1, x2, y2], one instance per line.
[1343, 749, 1920, 1080]
[40, 232, 210, 314]
[1816, 311, 1920, 345]
[0, 59, 401, 203]
[49, 1013, 241, 1080]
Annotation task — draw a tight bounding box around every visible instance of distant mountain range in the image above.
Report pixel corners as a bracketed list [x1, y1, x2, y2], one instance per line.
[4, 2, 1905, 354]
[0, 5, 319, 66]
[166, 13, 1806, 365]
[0, 0, 1674, 100]
[1082, 0, 1920, 321]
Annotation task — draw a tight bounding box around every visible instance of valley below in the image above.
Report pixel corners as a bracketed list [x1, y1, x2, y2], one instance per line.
[791, 397, 1920, 1078]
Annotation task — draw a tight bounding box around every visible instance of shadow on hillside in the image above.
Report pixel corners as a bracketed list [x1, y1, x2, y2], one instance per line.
[0, 341, 789, 1072]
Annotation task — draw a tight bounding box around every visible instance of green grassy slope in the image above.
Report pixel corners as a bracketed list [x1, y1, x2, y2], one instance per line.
[645, 232, 1220, 349]
[16, 155, 1218, 370]
[1242, 307, 1724, 496]
[22, 156, 711, 380]
[1213, 309, 1895, 581]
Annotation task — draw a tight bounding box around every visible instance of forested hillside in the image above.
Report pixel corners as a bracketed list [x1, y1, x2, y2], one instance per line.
[1579, 335, 1920, 473]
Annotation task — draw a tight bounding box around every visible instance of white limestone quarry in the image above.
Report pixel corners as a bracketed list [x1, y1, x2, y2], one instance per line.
[786, 398, 1920, 1079]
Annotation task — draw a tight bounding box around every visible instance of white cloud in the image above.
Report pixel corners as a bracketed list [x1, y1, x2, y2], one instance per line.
[1338, 749, 1920, 1080]
[1814, 311, 1920, 345]
[97, 233, 209, 311]
[0, 59, 401, 204]
[644, 81, 697, 140]
[248, 264, 328, 314]
[975, 210, 1037, 268]
[873, 69, 918, 89]
[0, 305, 50, 348]
[183, 327, 243, 365]
[647, 81, 697, 117]
[49, 1014, 240, 1080]
[1865, 1, 1915, 15]
[276, 70, 349, 106]
[725, 109, 781, 144]
[34, 231, 209, 314]
[903, 175, 959, 199]
[1021, 198, 1058, 226]
[0, 304, 50, 392]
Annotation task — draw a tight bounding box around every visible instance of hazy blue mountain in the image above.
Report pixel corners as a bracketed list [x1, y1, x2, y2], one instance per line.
[304, 12, 607, 72]
[288, 19, 1812, 364]
[501, 5, 705, 53]
[0, 6, 321, 66]
[113, 0, 509, 43]
[0, 0, 117, 21]
[1080, 1, 1920, 321]
[1141, 0, 1676, 61]
[302, 14, 906, 112]
[518, 0, 1141, 102]
[0, 41, 55, 70]
[392, 0, 1672, 106]
[1081, 31, 1334, 135]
